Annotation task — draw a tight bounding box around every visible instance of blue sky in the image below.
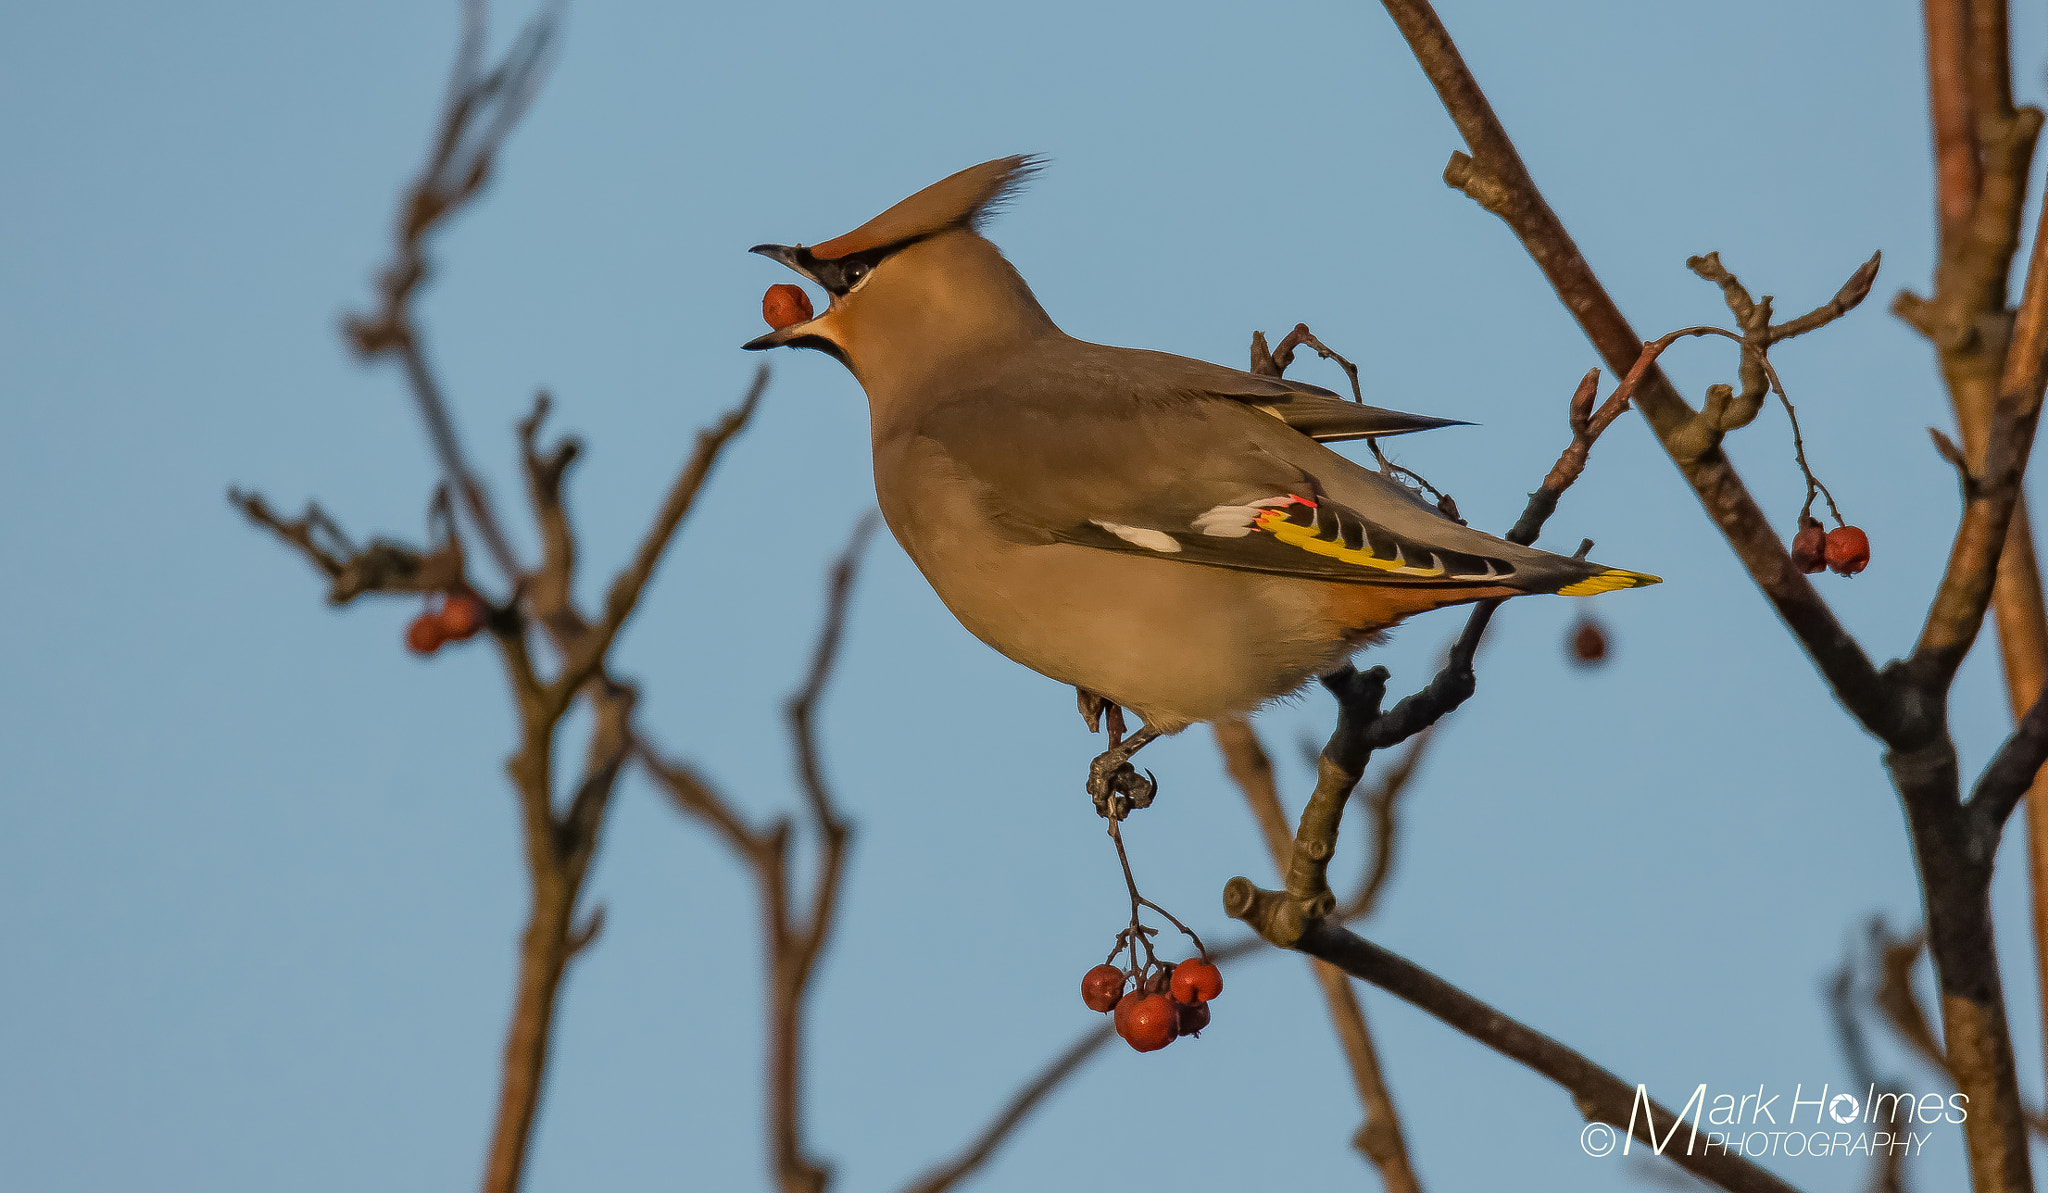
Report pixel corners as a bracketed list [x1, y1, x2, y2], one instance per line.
[5, 1, 2048, 1190]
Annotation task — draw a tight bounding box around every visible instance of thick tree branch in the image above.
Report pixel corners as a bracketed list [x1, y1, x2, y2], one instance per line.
[1926, 0, 1981, 233]
[1911, 195, 2048, 692]
[485, 674, 633, 1193]
[1970, 685, 2048, 851]
[1213, 717, 1421, 1189]
[1384, 0, 1900, 742]
[1371, 4, 2041, 1187]
[1274, 924, 1800, 1193]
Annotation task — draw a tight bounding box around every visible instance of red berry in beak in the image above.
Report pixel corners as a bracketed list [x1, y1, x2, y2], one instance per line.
[762, 284, 814, 330]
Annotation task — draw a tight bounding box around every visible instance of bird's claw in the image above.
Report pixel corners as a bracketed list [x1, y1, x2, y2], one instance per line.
[1090, 762, 1157, 820]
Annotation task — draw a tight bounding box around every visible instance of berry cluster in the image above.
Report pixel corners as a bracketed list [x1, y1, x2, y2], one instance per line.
[1082, 955, 1223, 1053]
[406, 591, 488, 655]
[1789, 517, 1870, 577]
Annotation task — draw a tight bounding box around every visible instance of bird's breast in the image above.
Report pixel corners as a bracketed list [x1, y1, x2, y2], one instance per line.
[871, 440, 1359, 730]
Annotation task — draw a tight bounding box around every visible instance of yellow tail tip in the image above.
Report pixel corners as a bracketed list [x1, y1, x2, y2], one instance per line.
[1557, 568, 1662, 597]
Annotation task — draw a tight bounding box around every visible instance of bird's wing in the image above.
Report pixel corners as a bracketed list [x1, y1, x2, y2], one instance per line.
[1093, 344, 1469, 442]
[910, 366, 1655, 595]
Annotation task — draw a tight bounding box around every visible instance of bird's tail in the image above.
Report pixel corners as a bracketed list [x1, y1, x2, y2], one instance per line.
[1555, 567, 1661, 596]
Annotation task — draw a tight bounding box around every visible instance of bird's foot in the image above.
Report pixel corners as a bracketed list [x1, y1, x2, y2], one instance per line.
[1087, 726, 1160, 820]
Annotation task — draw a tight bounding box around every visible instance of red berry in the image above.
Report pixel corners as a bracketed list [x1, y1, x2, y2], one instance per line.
[762, 283, 814, 330]
[1568, 618, 1608, 666]
[440, 592, 487, 640]
[1826, 526, 1870, 576]
[1790, 519, 1827, 574]
[1081, 964, 1125, 1013]
[1170, 959, 1223, 1004]
[1175, 998, 1212, 1037]
[1116, 994, 1179, 1052]
[406, 614, 445, 655]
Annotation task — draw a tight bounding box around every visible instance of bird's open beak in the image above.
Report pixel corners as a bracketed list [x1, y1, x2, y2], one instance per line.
[744, 243, 824, 350]
[749, 243, 818, 281]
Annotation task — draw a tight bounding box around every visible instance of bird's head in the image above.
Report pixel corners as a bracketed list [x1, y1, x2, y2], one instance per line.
[744, 155, 1058, 397]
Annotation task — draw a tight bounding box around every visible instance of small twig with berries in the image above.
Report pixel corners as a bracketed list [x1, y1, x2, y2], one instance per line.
[1680, 252, 1880, 578]
[1080, 842, 1224, 1053]
[1067, 708, 1216, 1053]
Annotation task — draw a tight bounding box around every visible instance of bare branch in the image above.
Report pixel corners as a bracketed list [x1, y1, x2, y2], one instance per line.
[897, 1024, 1117, 1193]
[1272, 922, 1801, 1193]
[517, 391, 583, 626]
[1391, 0, 1899, 742]
[1910, 192, 2048, 692]
[1212, 717, 1421, 1189]
[1969, 683, 2048, 851]
[230, 489, 352, 581]
[1381, 2, 2040, 1184]
[341, 1, 565, 587]
[1925, 0, 1981, 233]
[1768, 251, 1883, 343]
[640, 516, 874, 1193]
[553, 367, 769, 707]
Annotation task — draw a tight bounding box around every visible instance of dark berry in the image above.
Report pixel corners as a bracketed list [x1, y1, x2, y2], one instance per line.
[1568, 618, 1608, 666]
[1790, 519, 1827, 574]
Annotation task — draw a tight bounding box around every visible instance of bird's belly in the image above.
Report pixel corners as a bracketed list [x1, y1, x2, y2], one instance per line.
[899, 527, 1355, 732]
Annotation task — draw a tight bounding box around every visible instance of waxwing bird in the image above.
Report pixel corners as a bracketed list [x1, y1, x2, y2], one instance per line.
[745, 156, 1657, 801]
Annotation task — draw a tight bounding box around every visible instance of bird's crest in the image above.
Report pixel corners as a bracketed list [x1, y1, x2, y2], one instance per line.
[810, 154, 1042, 260]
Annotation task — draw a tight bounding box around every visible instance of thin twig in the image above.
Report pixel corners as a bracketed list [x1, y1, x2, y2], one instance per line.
[551, 367, 769, 709]
[645, 516, 877, 1193]
[896, 1024, 1119, 1193]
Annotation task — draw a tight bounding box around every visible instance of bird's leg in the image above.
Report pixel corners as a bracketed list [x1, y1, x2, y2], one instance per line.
[1076, 688, 1130, 739]
[1088, 724, 1160, 820]
[1076, 688, 1104, 733]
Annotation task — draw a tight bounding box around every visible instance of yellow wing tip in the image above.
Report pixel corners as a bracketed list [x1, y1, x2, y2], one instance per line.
[1557, 568, 1662, 597]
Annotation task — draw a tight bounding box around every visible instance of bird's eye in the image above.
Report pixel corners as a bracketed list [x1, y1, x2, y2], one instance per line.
[843, 260, 871, 286]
